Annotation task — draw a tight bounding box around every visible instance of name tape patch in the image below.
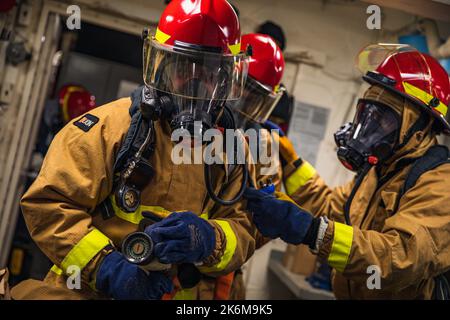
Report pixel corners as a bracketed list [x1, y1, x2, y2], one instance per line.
[73, 114, 99, 132]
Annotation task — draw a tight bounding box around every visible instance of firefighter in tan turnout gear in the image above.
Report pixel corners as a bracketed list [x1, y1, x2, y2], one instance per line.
[244, 44, 450, 299]
[12, 0, 257, 300]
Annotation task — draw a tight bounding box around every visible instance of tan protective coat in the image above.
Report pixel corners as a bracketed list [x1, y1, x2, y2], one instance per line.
[285, 86, 450, 299]
[12, 98, 256, 300]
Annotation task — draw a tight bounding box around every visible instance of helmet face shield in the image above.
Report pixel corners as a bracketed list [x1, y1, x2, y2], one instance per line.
[143, 36, 248, 137]
[144, 38, 248, 102]
[232, 76, 284, 125]
[356, 43, 413, 75]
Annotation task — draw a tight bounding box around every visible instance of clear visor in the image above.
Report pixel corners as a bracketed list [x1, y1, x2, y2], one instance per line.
[143, 37, 249, 102]
[356, 43, 414, 74]
[356, 44, 435, 90]
[351, 100, 400, 150]
[232, 76, 284, 124]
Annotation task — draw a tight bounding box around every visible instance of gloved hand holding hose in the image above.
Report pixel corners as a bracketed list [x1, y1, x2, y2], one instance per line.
[244, 187, 323, 247]
[95, 251, 173, 300]
[144, 211, 216, 265]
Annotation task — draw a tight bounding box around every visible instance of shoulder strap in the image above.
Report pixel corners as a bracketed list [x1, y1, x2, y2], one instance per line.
[97, 87, 154, 219]
[397, 145, 450, 300]
[114, 86, 153, 172]
[400, 145, 450, 199]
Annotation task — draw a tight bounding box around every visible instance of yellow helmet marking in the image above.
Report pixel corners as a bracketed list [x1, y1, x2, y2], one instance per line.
[228, 42, 241, 56]
[155, 27, 171, 44]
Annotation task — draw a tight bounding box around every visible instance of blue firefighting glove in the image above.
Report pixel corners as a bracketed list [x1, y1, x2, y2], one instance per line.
[95, 251, 173, 300]
[145, 211, 216, 264]
[260, 183, 275, 194]
[244, 187, 316, 245]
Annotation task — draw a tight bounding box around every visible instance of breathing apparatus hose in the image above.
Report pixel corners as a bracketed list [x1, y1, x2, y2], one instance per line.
[343, 163, 372, 225]
[204, 104, 250, 206]
[204, 161, 249, 206]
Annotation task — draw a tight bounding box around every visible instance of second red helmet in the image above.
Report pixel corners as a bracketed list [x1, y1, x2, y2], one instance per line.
[242, 33, 285, 91]
[231, 33, 285, 124]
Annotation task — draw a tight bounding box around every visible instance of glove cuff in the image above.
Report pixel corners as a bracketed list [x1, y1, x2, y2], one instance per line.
[302, 217, 321, 248]
[94, 250, 121, 293]
[303, 216, 329, 254]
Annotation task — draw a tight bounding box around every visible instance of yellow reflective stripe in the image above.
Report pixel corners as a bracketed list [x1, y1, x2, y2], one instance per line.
[328, 222, 354, 273]
[155, 27, 171, 44]
[51, 264, 63, 275]
[60, 229, 110, 272]
[198, 220, 237, 273]
[199, 212, 209, 220]
[110, 195, 172, 224]
[403, 81, 447, 116]
[173, 288, 196, 300]
[285, 161, 316, 196]
[228, 42, 241, 56]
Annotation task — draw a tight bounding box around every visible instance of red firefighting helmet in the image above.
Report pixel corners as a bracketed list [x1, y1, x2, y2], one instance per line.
[58, 85, 96, 123]
[0, 0, 15, 12]
[357, 44, 450, 134]
[143, 0, 248, 105]
[157, 0, 240, 54]
[243, 33, 285, 91]
[232, 33, 285, 124]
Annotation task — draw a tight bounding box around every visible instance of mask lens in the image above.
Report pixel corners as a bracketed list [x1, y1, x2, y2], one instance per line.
[335, 100, 401, 172]
[352, 100, 400, 151]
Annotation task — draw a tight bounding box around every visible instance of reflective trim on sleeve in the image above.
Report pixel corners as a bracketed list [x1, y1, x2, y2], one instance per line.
[50, 264, 63, 275]
[198, 220, 237, 273]
[285, 161, 316, 196]
[328, 222, 354, 273]
[60, 229, 110, 273]
[173, 288, 197, 300]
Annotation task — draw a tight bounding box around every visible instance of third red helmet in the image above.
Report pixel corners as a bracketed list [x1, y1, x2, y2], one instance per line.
[231, 33, 285, 124]
[58, 85, 96, 123]
[357, 44, 450, 134]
